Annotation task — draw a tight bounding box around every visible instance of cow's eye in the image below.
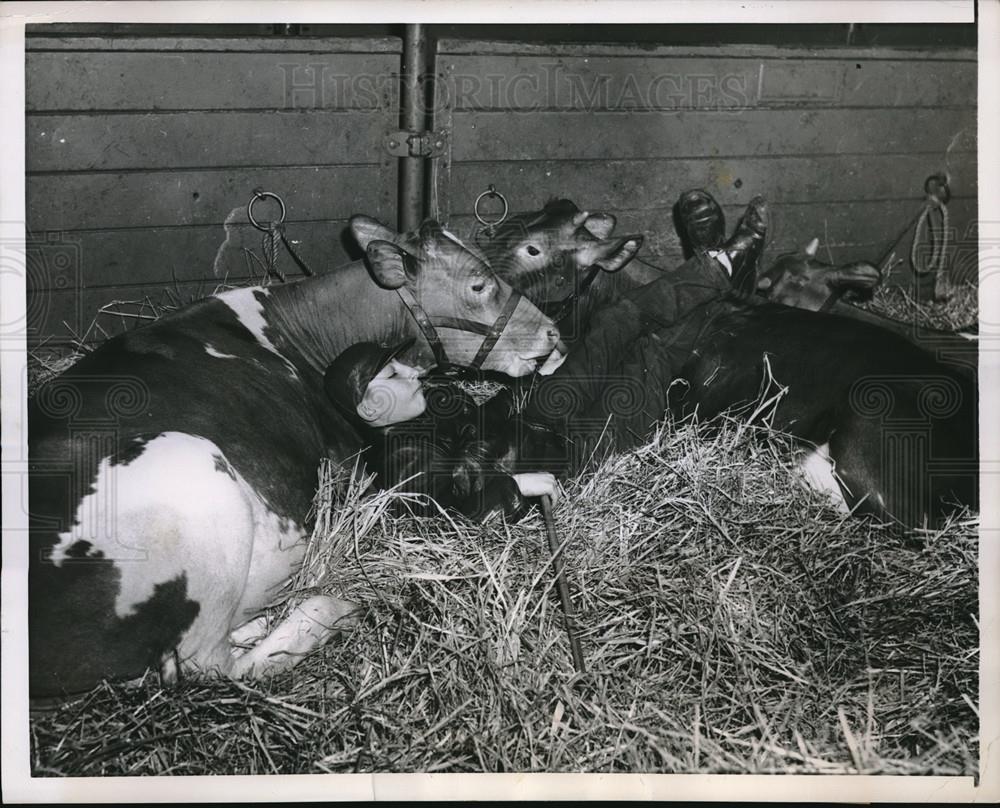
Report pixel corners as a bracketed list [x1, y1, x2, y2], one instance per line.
[471, 281, 486, 293]
[526, 245, 541, 257]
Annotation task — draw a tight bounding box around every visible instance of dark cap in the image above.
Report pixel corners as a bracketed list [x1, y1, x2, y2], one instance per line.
[324, 337, 416, 416]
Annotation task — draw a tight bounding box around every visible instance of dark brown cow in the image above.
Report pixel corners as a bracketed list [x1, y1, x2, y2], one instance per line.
[495, 200, 977, 529]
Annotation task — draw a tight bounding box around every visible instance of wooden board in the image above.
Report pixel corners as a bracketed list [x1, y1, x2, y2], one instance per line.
[437, 39, 978, 61]
[27, 110, 393, 172]
[26, 36, 401, 53]
[449, 108, 977, 162]
[447, 154, 978, 212]
[440, 54, 976, 111]
[28, 164, 390, 231]
[25, 219, 362, 292]
[27, 50, 400, 111]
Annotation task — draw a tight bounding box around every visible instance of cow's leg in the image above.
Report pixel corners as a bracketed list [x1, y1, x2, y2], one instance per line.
[827, 417, 898, 524]
[229, 594, 362, 678]
[229, 614, 271, 658]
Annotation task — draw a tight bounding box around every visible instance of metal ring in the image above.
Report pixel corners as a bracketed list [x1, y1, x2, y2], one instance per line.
[474, 185, 509, 229]
[248, 190, 287, 231]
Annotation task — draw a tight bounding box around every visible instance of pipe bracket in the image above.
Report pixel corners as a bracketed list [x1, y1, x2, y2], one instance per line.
[385, 129, 449, 158]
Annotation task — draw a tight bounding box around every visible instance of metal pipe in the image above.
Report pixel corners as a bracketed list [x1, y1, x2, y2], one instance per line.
[398, 24, 428, 233]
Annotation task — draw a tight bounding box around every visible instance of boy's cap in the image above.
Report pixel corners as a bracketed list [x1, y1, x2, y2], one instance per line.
[324, 337, 416, 415]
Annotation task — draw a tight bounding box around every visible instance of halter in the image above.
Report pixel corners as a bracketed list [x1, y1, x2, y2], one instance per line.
[542, 264, 602, 324]
[395, 285, 525, 373]
[818, 263, 885, 314]
[818, 287, 845, 314]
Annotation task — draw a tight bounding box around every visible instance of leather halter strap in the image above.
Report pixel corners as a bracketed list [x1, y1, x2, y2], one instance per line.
[468, 286, 523, 370]
[395, 285, 525, 372]
[543, 264, 601, 324]
[396, 285, 450, 369]
[818, 287, 845, 314]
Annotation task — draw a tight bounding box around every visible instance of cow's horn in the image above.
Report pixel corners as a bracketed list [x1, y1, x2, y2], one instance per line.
[572, 211, 589, 226]
[804, 237, 819, 257]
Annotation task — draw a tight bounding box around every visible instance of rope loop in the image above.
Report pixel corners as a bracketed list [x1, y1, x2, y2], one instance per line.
[911, 174, 951, 277]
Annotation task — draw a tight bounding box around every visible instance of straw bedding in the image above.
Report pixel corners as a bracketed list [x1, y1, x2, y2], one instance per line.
[27, 283, 979, 776]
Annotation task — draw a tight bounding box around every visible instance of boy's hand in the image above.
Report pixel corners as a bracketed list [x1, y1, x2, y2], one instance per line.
[513, 472, 561, 505]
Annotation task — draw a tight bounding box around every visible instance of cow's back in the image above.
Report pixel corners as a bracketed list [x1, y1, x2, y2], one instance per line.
[28, 297, 362, 697]
[677, 302, 977, 524]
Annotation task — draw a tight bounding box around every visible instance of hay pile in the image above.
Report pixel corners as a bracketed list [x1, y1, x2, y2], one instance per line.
[26, 268, 979, 775]
[863, 280, 978, 332]
[30, 415, 978, 776]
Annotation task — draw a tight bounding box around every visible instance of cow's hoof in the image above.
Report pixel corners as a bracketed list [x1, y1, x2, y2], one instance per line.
[676, 189, 726, 251]
[229, 594, 363, 679]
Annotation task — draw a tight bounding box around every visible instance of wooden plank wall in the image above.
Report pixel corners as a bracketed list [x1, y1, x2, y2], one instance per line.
[435, 41, 977, 289]
[26, 35, 401, 346]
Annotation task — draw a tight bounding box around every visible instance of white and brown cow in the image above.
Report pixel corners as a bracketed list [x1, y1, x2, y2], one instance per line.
[29, 217, 561, 700]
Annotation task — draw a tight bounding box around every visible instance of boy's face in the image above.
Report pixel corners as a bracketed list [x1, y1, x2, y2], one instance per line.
[358, 359, 427, 427]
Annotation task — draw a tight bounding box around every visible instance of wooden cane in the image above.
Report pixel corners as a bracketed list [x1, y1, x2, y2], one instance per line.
[541, 494, 586, 674]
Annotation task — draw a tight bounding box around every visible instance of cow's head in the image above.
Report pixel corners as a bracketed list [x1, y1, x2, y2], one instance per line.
[478, 199, 644, 318]
[756, 238, 883, 312]
[350, 215, 562, 377]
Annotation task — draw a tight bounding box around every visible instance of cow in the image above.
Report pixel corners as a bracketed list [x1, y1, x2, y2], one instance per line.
[669, 299, 977, 527]
[475, 199, 649, 342]
[755, 237, 883, 311]
[28, 216, 561, 701]
[492, 199, 977, 528]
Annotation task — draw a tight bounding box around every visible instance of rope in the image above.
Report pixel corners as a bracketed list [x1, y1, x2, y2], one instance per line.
[910, 195, 950, 276]
[262, 224, 286, 284]
[247, 189, 316, 282]
[874, 174, 952, 280]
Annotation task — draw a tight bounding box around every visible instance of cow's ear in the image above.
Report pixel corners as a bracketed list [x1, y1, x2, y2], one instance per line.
[351, 215, 400, 251]
[365, 239, 417, 289]
[803, 237, 819, 258]
[595, 235, 643, 273]
[583, 213, 617, 240]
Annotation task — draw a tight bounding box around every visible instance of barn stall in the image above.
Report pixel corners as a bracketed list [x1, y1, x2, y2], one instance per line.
[26, 23, 979, 777]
